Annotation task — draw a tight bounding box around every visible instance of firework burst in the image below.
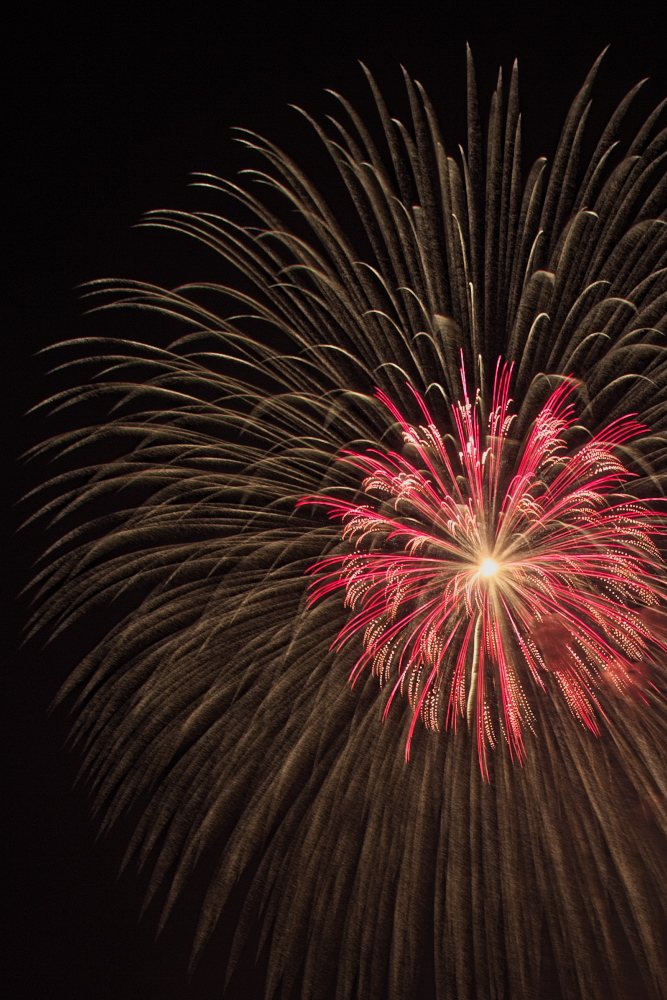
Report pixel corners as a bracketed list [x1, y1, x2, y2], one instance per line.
[25, 47, 667, 1000]
[307, 359, 667, 776]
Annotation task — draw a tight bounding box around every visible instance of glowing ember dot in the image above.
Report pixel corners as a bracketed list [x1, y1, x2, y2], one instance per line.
[480, 558, 499, 578]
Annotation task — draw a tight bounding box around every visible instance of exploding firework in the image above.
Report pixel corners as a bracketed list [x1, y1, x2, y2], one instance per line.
[305, 360, 667, 776]
[26, 47, 667, 1000]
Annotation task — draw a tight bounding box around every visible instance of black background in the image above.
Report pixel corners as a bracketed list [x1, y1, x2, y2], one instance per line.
[5, 13, 667, 999]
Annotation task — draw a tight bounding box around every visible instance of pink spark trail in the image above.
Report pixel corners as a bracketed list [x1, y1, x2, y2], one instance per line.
[302, 360, 667, 777]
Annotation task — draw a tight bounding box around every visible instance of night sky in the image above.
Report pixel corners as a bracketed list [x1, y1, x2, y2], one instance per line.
[6, 13, 667, 999]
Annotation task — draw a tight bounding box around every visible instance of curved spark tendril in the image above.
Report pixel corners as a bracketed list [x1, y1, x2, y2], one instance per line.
[306, 360, 667, 776]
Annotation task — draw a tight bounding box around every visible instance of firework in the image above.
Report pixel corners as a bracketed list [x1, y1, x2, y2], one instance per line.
[26, 47, 667, 1000]
[305, 360, 667, 777]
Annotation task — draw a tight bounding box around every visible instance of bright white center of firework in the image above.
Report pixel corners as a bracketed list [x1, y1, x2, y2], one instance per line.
[479, 558, 500, 578]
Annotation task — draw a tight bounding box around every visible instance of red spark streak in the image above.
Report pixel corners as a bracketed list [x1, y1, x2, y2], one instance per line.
[301, 361, 667, 777]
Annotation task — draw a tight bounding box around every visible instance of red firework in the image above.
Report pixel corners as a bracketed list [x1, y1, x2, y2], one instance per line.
[304, 360, 667, 776]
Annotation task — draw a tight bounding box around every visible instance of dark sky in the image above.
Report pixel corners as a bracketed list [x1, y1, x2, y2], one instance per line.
[5, 13, 667, 1000]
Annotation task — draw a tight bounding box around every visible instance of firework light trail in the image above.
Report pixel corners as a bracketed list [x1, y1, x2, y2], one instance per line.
[306, 359, 667, 777]
[25, 46, 667, 1000]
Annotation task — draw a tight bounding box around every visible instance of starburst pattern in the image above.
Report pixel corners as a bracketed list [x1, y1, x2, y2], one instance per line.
[25, 48, 667, 1000]
[307, 360, 667, 776]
